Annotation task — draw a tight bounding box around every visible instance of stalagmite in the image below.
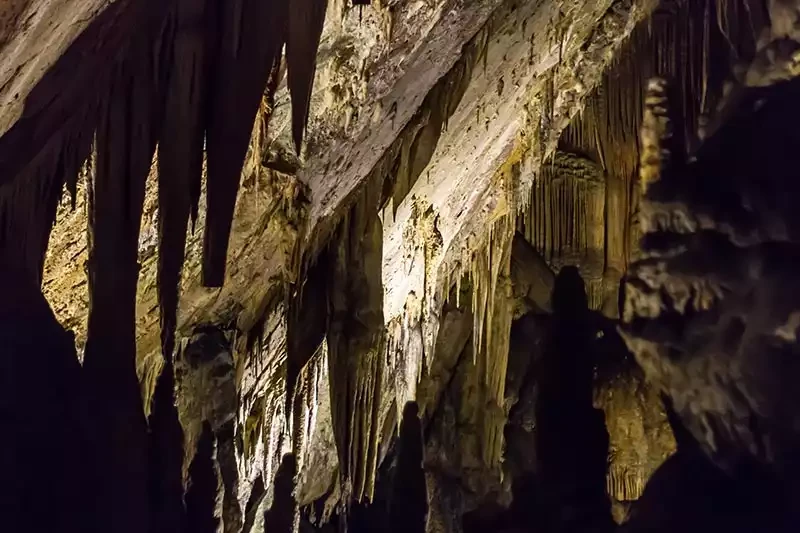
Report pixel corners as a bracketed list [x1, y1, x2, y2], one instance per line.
[535, 266, 614, 532]
[241, 477, 266, 533]
[264, 454, 299, 533]
[389, 403, 427, 533]
[216, 422, 243, 533]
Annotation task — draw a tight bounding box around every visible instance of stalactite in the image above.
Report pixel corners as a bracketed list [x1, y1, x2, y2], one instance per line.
[469, 212, 514, 467]
[174, 326, 238, 485]
[551, 0, 767, 274]
[236, 298, 292, 499]
[157, 0, 213, 359]
[327, 182, 385, 505]
[287, 0, 328, 153]
[82, 8, 169, 528]
[234, 302, 335, 527]
[202, 0, 287, 287]
[285, 250, 329, 421]
[0, 106, 94, 285]
[520, 152, 606, 308]
[216, 422, 243, 533]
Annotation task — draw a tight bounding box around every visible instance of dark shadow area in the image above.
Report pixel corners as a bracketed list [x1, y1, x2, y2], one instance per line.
[390, 402, 428, 533]
[185, 421, 219, 533]
[147, 359, 187, 533]
[0, 262, 97, 533]
[622, 417, 794, 533]
[534, 266, 613, 533]
[265, 453, 299, 533]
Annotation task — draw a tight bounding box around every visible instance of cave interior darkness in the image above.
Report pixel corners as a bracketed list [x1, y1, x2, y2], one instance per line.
[2, 0, 800, 532]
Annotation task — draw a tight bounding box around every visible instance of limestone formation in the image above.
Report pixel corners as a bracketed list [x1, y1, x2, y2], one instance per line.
[2, 1, 798, 532]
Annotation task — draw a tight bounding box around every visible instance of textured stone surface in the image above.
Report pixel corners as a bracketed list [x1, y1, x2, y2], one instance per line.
[23, 0, 651, 380]
[0, 0, 686, 530]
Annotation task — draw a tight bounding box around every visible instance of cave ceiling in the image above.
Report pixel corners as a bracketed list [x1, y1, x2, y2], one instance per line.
[0, 0, 653, 369]
[4, 0, 798, 530]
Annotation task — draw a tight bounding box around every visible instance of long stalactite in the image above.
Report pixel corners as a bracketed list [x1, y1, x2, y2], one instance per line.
[82, 5, 172, 528]
[202, 0, 287, 287]
[0, 0, 331, 531]
[327, 182, 386, 506]
[286, 0, 329, 153]
[1, 0, 331, 388]
[157, 0, 212, 359]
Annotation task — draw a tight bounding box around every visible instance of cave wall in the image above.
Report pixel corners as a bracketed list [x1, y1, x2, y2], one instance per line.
[3, 0, 798, 532]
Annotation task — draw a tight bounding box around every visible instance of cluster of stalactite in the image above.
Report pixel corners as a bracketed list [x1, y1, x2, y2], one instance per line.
[193, 299, 335, 532]
[515, 0, 769, 321]
[5, 1, 795, 532]
[593, 357, 676, 512]
[216, 7, 499, 517]
[616, 1, 800, 530]
[0, 0, 332, 357]
[295, 12, 497, 508]
[238, 299, 294, 499]
[0, 1, 335, 530]
[467, 213, 515, 467]
[325, 178, 386, 509]
[518, 152, 606, 309]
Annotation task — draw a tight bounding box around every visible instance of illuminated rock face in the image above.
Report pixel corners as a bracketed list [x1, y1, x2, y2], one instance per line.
[5, 0, 800, 532]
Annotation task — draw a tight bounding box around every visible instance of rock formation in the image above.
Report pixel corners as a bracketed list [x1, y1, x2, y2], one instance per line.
[1, 0, 799, 532]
